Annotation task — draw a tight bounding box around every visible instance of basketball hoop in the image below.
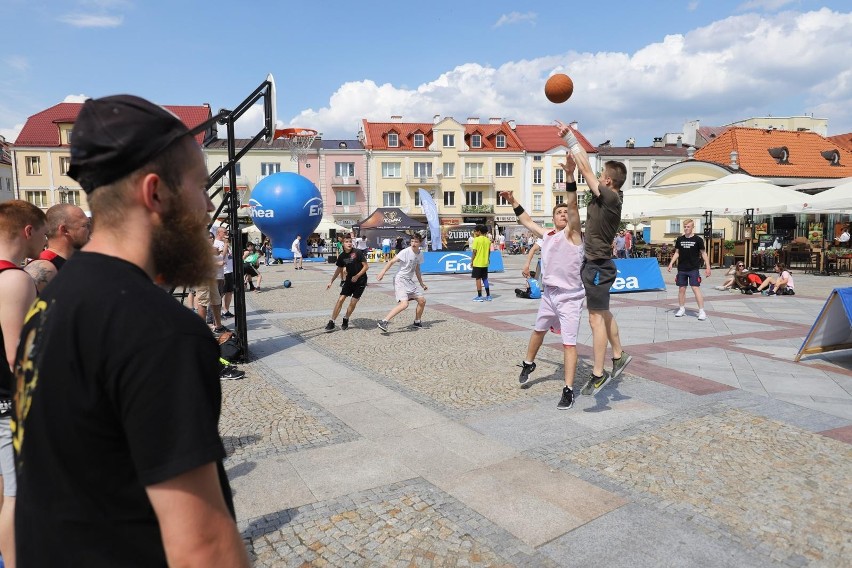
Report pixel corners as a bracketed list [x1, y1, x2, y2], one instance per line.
[274, 127, 318, 162]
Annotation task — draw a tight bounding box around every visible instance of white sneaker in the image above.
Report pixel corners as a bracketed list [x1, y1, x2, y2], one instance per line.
[714, 285, 727, 291]
[675, 306, 686, 317]
[697, 310, 707, 321]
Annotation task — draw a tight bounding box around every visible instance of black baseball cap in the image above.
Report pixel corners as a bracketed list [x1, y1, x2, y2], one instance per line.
[68, 94, 207, 193]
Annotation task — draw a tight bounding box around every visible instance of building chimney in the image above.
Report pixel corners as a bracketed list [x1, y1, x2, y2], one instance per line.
[489, 117, 502, 124]
[569, 121, 579, 130]
[626, 137, 635, 149]
[653, 137, 664, 148]
[687, 146, 696, 159]
[391, 115, 402, 123]
[467, 117, 480, 124]
[729, 150, 739, 170]
[508, 120, 516, 130]
[433, 114, 441, 124]
[676, 135, 682, 148]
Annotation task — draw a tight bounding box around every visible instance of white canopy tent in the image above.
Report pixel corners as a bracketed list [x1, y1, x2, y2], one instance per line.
[578, 188, 670, 223]
[645, 174, 810, 218]
[314, 218, 350, 234]
[793, 180, 852, 213]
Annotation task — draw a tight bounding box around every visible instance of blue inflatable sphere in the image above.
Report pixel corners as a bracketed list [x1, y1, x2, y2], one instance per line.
[283, 280, 292, 288]
[249, 173, 322, 260]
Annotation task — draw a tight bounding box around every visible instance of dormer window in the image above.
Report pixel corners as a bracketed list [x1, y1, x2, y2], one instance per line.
[496, 134, 506, 148]
[413, 133, 424, 148]
[471, 134, 481, 148]
[821, 149, 841, 166]
[767, 146, 789, 164]
[387, 132, 399, 147]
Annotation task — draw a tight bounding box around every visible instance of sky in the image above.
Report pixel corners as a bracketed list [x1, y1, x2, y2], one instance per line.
[2, 0, 851, 148]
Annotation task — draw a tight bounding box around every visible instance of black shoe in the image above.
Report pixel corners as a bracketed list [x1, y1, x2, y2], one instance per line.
[557, 387, 574, 409]
[377, 319, 389, 332]
[412, 321, 423, 328]
[222, 311, 234, 318]
[518, 361, 536, 385]
[325, 320, 335, 331]
[213, 326, 228, 334]
[342, 318, 349, 330]
[220, 365, 245, 380]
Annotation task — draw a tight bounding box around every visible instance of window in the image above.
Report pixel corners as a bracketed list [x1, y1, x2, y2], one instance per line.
[555, 168, 564, 183]
[533, 168, 542, 184]
[555, 195, 565, 205]
[59, 156, 71, 175]
[632, 171, 646, 186]
[578, 172, 586, 184]
[465, 191, 483, 206]
[382, 162, 401, 178]
[497, 193, 510, 206]
[261, 162, 280, 176]
[442, 163, 455, 178]
[387, 132, 399, 147]
[533, 193, 543, 211]
[442, 134, 455, 147]
[59, 190, 80, 205]
[26, 191, 47, 207]
[495, 163, 513, 177]
[335, 162, 355, 177]
[383, 191, 401, 207]
[26, 156, 41, 175]
[533, 155, 542, 161]
[220, 161, 241, 177]
[413, 162, 432, 178]
[336, 190, 356, 206]
[414, 190, 435, 206]
[61, 127, 73, 144]
[669, 219, 702, 233]
[471, 134, 481, 148]
[443, 191, 455, 206]
[495, 134, 506, 148]
[464, 162, 483, 179]
[413, 133, 424, 147]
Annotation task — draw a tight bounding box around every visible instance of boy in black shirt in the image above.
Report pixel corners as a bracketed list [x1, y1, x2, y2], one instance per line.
[326, 235, 368, 330]
[667, 219, 712, 320]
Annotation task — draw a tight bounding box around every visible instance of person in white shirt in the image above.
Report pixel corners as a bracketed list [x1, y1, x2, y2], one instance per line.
[375, 233, 428, 332]
[291, 235, 303, 270]
[836, 225, 850, 245]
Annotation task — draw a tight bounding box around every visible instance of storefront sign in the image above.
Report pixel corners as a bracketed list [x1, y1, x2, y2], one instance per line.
[440, 218, 461, 226]
[463, 216, 487, 224]
[495, 215, 516, 222]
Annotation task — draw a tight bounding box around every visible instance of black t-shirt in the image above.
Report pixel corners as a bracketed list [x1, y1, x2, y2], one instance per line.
[13, 252, 232, 566]
[584, 188, 623, 260]
[336, 248, 367, 281]
[674, 234, 705, 271]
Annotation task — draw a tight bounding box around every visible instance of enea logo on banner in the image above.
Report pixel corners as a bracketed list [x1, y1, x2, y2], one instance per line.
[248, 198, 274, 218]
[610, 259, 666, 293]
[437, 252, 472, 273]
[303, 197, 323, 217]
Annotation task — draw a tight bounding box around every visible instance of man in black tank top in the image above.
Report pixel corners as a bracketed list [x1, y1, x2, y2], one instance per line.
[24, 203, 91, 292]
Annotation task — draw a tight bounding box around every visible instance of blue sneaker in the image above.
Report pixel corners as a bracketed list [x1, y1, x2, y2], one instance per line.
[485, 295, 493, 301]
[473, 296, 485, 302]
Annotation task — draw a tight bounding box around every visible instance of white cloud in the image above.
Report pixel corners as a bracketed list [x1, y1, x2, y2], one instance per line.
[688, 1, 700, 11]
[286, 8, 852, 146]
[5, 56, 29, 72]
[0, 123, 25, 143]
[63, 94, 89, 103]
[493, 12, 536, 28]
[58, 13, 124, 27]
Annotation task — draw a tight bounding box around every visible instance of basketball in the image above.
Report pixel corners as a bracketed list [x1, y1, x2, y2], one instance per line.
[545, 73, 574, 104]
[283, 280, 292, 288]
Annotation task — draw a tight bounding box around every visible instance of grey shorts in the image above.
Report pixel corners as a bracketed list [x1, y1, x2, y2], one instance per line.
[0, 416, 16, 497]
[581, 258, 617, 311]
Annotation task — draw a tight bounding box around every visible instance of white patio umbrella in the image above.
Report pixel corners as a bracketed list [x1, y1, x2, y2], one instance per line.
[315, 218, 349, 234]
[645, 173, 810, 218]
[620, 188, 671, 220]
[794, 180, 852, 213]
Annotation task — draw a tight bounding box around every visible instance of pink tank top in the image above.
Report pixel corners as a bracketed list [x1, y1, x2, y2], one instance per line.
[541, 229, 585, 298]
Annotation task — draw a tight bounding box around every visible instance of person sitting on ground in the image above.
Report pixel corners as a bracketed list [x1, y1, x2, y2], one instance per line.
[243, 242, 262, 291]
[716, 262, 748, 290]
[733, 269, 767, 294]
[757, 262, 795, 295]
[515, 270, 542, 299]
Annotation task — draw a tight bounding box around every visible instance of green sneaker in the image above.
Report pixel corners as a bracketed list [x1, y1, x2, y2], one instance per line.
[582, 371, 612, 395]
[611, 352, 633, 380]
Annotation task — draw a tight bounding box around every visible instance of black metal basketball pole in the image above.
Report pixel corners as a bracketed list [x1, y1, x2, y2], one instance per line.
[205, 77, 276, 361]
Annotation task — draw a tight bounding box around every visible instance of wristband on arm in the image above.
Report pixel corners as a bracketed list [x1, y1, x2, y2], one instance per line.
[513, 204, 525, 216]
[565, 181, 577, 192]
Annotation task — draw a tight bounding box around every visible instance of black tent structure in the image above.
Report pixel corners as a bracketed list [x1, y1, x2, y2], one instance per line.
[354, 208, 427, 248]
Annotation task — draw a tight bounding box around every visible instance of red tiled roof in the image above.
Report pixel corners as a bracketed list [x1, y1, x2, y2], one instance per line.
[827, 132, 852, 152]
[360, 120, 435, 151]
[697, 126, 729, 145]
[512, 124, 596, 153]
[464, 122, 524, 151]
[15, 101, 212, 147]
[693, 127, 852, 179]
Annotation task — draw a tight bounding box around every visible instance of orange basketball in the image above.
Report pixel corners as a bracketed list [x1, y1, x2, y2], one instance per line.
[545, 73, 574, 104]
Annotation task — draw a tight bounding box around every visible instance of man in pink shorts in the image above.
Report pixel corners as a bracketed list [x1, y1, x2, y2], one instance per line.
[500, 154, 584, 410]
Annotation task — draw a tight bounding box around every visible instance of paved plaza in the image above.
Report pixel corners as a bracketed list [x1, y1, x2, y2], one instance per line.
[224, 254, 852, 567]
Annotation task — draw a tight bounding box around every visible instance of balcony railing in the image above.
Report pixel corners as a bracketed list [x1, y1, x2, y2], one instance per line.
[461, 175, 494, 185]
[552, 182, 566, 191]
[405, 175, 439, 185]
[461, 204, 494, 214]
[331, 176, 360, 186]
[333, 205, 365, 216]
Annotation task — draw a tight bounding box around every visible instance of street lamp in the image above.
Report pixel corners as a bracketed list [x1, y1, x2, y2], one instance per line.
[744, 208, 754, 268]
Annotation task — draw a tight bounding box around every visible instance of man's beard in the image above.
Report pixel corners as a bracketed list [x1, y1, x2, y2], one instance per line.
[151, 198, 215, 287]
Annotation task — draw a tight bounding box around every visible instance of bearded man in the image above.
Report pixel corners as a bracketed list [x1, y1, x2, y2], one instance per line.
[12, 95, 249, 566]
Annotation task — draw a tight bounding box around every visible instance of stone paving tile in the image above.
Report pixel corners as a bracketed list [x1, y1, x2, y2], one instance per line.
[532, 406, 851, 567]
[240, 478, 555, 567]
[220, 360, 359, 464]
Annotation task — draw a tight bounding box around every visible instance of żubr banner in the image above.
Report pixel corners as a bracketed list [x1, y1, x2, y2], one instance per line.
[610, 258, 665, 293]
[420, 251, 505, 274]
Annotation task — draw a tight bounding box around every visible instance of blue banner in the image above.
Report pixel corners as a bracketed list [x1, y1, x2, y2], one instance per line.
[610, 258, 665, 293]
[420, 251, 505, 274]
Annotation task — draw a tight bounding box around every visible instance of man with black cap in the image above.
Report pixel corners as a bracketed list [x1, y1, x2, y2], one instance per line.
[12, 95, 249, 565]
